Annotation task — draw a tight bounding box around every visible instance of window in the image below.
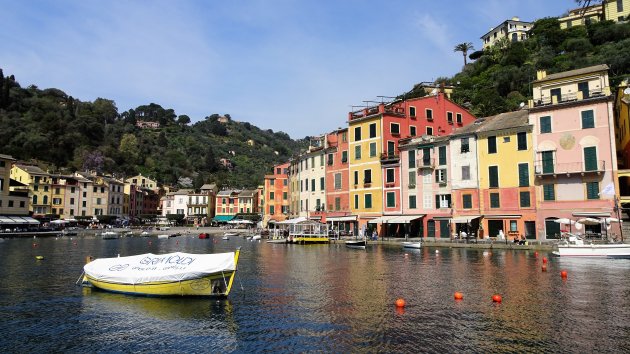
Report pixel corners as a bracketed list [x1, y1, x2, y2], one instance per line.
[342, 132, 347, 142]
[581, 110, 594, 129]
[365, 193, 372, 208]
[409, 171, 416, 187]
[369, 123, 377, 138]
[334, 173, 342, 190]
[436, 194, 451, 208]
[320, 154, 324, 167]
[410, 126, 416, 136]
[617, 0, 623, 12]
[409, 195, 417, 209]
[462, 194, 472, 209]
[408, 150, 416, 168]
[354, 171, 359, 185]
[423, 169, 432, 183]
[304, 179, 308, 191]
[426, 109, 433, 120]
[70, 198, 75, 205]
[391, 123, 400, 135]
[386, 168, 395, 183]
[489, 166, 499, 188]
[369, 142, 377, 157]
[354, 194, 359, 209]
[269, 191, 275, 200]
[490, 193, 500, 208]
[283, 179, 288, 186]
[55, 188, 60, 194]
[269, 205, 275, 215]
[283, 192, 287, 200]
[510, 220, 518, 232]
[438, 146, 446, 165]
[543, 184, 555, 201]
[320, 177, 325, 190]
[34, 185, 38, 191]
[311, 179, 315, 191]
[520, 191, 531, 207]
[276, 168, 281, 174]
[586, 181, 599, 199]
[462, 166, 470, 180]
[270, 179, 275, 186]
[461, 137, 470, 153]
[447, 111, 453, 123]
[584, 146, 598, 171]
[8, 200, 13, 207]
[43, 196, 48, 204]
[435, 169, 447, 184]
[327, 153, 333, 165]
[426, 127, 433, 135]
[456, 113, 462, 124]
[517, 132, 527, 150]
[518, 163, 529, 187]
[424, 193, 433, 209]
[335, 197, 341, 211]
[488, 136, 497, 154]
[355, 145, 362, 160]
[354, 126, 362, 141]
[364, 169, 372, 184]
[386, 192, 396, 208]
[409, 106, 416, 117]
[541, 151, 555, 174]
[342, 151, 348, 163]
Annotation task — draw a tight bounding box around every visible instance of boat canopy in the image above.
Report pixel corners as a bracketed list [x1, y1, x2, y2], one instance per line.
[84, 252, 236, 284]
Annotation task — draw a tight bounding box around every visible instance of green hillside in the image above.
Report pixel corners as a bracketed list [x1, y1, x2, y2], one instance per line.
[0, 73, 307, 188]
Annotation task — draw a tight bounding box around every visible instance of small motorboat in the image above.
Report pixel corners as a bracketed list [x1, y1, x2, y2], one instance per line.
[345, 239, 367, 249]
[157, 234, 169, 239]
[266, 238, 287, 244]
[198, 233, 209, 239]
[552, 233, 630, 257]
[222, 235, 229, 240]
[402, 241, 422, 249]
[101, 231, 119, 240]
[252, 235, 262, 241]
[81, 249, 241, 297]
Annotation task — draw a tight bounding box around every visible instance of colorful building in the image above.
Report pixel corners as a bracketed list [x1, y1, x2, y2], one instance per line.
[263, 162, 290, 227]
[559, 5, 603, 29]
[11, 164, 52, 216]
[528, 65, 619, 239]
[615, 80, 630, 205]
[481, 16, 532, 49]
[214, 189, 239, 223]
[0, 154, 29, 217]
[323, 128, 356, 233]
[603, 0, 630, 22]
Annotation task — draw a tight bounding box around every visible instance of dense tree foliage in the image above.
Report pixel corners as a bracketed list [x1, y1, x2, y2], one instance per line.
[0, 70, 307, 188]
[413, 18, 630, 118]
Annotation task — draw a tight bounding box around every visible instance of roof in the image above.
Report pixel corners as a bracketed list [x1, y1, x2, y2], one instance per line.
[476, 109, 530, 133]
[533, 64, 609, 83]
[0, 154, 15, 161]
[450, 118, 491, 137]
[200, 183, 217, 190]
[239, 189, 256, 197]
[16, 164, 48, 175]
[217, 189, 237, 196]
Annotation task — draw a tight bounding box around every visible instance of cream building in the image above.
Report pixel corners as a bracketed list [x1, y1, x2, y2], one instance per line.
[481, 17, 532, 49]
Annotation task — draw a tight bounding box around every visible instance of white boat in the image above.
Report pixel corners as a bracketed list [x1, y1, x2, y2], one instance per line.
[101, 231, 119, 240]
[402, 241, 422, 249]
[345, 239, 366, 249]
[552, 234, 630, 258]
[82, 249, 241, 297]
[222, 235, 229, 240]
[224, 232, 239, 237]
[157, 234, 169, 239]
[252, 235, 261, 241]
[266, 238, 286, 244]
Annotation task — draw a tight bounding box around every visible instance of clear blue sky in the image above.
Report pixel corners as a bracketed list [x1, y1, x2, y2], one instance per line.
[0, 0, 575, 139]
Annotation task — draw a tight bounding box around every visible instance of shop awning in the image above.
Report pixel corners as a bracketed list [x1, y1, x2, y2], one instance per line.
[368, 216, 400, 224]
[484, 214, 521, 219]
[451, 215, 481, 224]
[388, 215, 424, 224]
[212, 215, 234, 222]
[277, 217, 308, 225]
[21, 217, 40, 224]
[0, 216, 18, 224]
[327, 216, 357, 222]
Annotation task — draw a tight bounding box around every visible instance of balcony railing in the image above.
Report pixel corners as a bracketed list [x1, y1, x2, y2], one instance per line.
[534, 160, 605, 176]
[417, 158, 435, 169]
[380, 152, 400, 163]
[531, 89, 607, 107]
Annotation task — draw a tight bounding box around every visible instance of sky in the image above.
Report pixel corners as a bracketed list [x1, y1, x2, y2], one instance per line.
[0, 0, 575, 139]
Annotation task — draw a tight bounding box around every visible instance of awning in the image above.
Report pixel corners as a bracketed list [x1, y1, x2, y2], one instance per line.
[277, 217, 308, 225]
[0, 216, 18, 224]
[327, 216, 357, 222]
[484, 214, 522, 219]
[368, 216, 401, 224]
[388, 215, 424, 224]
[9, 217, 27, 223]
[212, 215, 234, 222]
[451, 215, 481, 224]
[572, 212, 610, 217]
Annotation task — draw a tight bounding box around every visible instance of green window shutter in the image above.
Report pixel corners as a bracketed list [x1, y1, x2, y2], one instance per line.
[462, 194, 472, 209]
[320, 177, 325, 190]
[354, 194, 359, 209]
[542, 151, 554, 173]
[409, 195, 417, 209]
[370, 143, 376, 157]
[520, 191, 531, 207]
[365, 194, 372, 208]
[355, 145, 361, 160]
[387, 192, 395, 207]
[270, 206, 274, 214]
[517, 132, 527, 150]
[518, 163, 529, 187]
[540, 116, 551, 133]
[581, 110, 594, 129]
[488, 136, 497, 154]
[584, 146, 597, 171]
[490, 193, 500, 208]
[586, 182, 599, 199]
[489, 166, 498, 188]
[439, 146, 446, 165]
[445, 194, 451, 208]
[409, 171, 416, 186]
[543, 184, 555, 201]
[435, 195, 440, 209]
[408, 150, 416, 168]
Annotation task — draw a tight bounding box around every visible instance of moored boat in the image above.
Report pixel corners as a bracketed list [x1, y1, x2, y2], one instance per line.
[402, 241, 422, 249]
[82, 249, 241, 297]
[101, 231, 119, 240]
[345, 239, 366, 249]
[552, 234, 630, 257]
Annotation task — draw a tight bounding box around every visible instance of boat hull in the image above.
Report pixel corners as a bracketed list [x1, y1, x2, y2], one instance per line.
[402, 242, 422, 249]
[345, 240, 366, 248]
[290, 236, 329, 244]
[552, 244, 630, 257]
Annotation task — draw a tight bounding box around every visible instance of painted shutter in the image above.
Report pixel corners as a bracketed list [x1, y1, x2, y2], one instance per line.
[584, 146, 597, 171]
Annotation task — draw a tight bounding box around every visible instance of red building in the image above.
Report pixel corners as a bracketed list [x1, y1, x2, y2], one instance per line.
[323, 128, 355, 233]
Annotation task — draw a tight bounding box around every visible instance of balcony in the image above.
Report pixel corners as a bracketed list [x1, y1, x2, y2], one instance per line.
[530, 89, 608, 108]
[380, 152, 400, 164]
[534, 160, 605, 177]
[349, 103, 406, 121]
[417, 158, 435, 170]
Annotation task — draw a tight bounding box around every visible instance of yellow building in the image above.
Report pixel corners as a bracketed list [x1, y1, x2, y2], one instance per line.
[476, 110, 537, 239]
[11, 164, 52, 215]
[0, 154, 29, 216]
[603, 0, 630, 22]
[348, 113, 383, 229]
[481, 17, 532, 50]
[615, 80, 630, 204]
[559, 5, 603, 29]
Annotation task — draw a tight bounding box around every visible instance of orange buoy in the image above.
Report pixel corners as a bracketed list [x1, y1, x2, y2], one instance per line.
[542, 265, 547, 272]
[560, 270, 568, 278]
[492, 294, 502, 303]
[534, 251, 539, 258]
[542, 257, 548, 264]
[395, 298, 406, 308]
[454, 292, 464, 300]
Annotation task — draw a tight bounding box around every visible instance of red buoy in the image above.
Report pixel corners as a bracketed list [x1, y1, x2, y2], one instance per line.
[534, 251, 539, 258]
[395, 298, 406, 308]
[492, 294, 502, 303]
[542, 257, 548, 264]
[560, 270, 568, 278]
[454, 292, 464, 300]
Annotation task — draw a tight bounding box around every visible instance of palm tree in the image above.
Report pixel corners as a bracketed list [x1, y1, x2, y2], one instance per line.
[454, 42, 475, 65]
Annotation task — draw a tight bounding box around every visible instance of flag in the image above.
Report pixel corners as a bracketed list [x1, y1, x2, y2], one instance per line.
[599, 183, 615, 196]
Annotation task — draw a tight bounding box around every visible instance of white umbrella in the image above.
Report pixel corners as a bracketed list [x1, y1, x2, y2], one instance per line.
[577, 218, 600, 225]
[50, 219, 68, 224]
[553, 218, 575, 225]
[601, 217, 621, 224]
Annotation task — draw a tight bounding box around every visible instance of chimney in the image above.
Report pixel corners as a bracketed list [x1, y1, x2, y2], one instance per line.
[536, 70, 547, 80]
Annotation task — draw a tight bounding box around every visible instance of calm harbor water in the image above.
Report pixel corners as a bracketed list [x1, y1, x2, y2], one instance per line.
[1, 235, 629, 353]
